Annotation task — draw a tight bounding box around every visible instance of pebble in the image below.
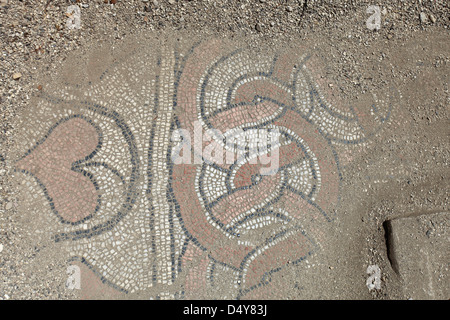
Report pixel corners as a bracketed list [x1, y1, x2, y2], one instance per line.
[168, 0, 175, 4]
[6, 202, 13, 210]
[420, 12, 428, 23]
[12, 73, 22, 80]
[255, 23, 263, 32]
[286, 6, 293, 12]
[429, 14, 436, 23]
[0, 243, 3, 253]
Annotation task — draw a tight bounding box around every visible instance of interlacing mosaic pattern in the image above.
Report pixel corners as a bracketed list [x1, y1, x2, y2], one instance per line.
[12, 38, 393, 299]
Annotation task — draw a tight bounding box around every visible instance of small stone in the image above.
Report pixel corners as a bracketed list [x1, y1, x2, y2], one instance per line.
[286, 6, 293, 12]
[260, 0, 266, 3]
[0, 243, 3, 253]
[420, 12, 428, 24]
[110, 0, 117, 4]
[5, 202, 13, 210]
[168, 0, 175, 4]
[255, 23, 263, 32]
[429, 14, 436, 23]
[12, 73, 22, 80]
[153, 0, 159, 6]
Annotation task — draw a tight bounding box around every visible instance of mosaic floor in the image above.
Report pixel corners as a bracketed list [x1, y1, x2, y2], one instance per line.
[10, 37, 394, 299]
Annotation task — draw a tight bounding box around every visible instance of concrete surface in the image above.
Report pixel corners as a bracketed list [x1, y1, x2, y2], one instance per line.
[386, 212, 449, 300]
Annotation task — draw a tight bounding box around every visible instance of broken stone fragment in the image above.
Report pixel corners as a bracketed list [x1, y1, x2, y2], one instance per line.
[420, 12, 428, 24]
[429, 14, 436, 23]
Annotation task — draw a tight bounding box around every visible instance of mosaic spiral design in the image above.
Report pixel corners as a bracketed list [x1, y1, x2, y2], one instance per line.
[12, 39, 393, 299]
